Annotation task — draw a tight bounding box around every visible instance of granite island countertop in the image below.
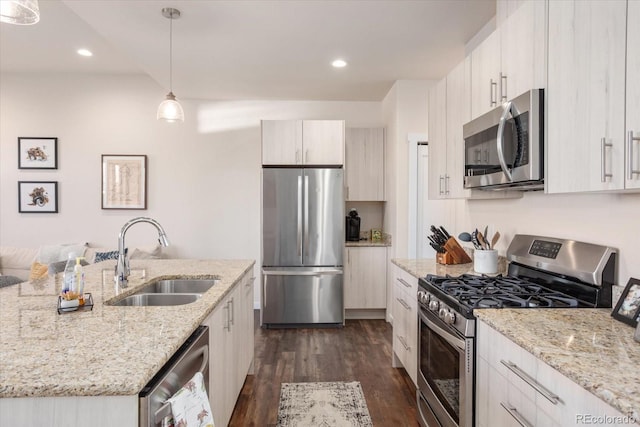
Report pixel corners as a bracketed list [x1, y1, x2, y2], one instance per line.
[476, 309, 640, 422]
[0, 258, 254, 398]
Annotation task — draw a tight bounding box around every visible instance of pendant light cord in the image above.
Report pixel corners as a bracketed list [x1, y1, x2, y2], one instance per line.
[169, 12, 173, 93]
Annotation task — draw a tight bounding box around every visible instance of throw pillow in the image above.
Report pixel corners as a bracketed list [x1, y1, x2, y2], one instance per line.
[36, 243, 88, 264]
[0, 275, 23, 288]
[29, 262, 49, 281]
[94, 250, 120, 263]
[48, 258, 90, 275]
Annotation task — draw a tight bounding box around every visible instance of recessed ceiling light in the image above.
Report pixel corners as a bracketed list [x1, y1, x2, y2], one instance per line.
[332, 59, 347, 68]
[77, 49, 93, 57]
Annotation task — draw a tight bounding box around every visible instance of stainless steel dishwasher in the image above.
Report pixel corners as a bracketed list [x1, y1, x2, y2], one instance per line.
[139, 325, 210, 427]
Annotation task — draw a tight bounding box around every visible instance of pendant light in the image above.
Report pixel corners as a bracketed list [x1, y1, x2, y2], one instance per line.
[157, 7, 184, 123]
[0, 0, 40, 25]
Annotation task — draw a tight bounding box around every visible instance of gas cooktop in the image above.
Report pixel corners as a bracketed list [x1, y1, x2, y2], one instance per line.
[425, 273, 580, 310]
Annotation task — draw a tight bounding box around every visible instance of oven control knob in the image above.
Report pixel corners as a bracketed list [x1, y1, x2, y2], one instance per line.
[438, 308, 447, 320]
[428, 300, 439, 311]
[417, 291, 430, 304]
[444, 310, 456, 325]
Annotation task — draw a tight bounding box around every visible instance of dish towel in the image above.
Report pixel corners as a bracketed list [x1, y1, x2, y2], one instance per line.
[164, 371, 215, 427]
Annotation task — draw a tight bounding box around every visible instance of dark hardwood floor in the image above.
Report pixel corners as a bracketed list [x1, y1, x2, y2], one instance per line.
[228, 312, 419, 426]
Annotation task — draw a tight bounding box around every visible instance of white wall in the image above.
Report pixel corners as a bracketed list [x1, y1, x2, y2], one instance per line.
[454, 191, 640, 286]
[0, 72, 383, 307]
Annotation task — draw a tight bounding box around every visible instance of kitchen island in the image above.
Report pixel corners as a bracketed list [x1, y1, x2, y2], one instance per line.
[0, 258, 255, 426]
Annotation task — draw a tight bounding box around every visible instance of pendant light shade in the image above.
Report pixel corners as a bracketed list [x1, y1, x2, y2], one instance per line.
[157, 8, 183, 123]
[0, 0, 40, 25]
[157, 92, 184, 122]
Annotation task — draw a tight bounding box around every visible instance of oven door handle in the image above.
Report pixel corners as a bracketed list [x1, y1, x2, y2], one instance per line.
[496, 100, 515, 182]
[421, 311, 465, 351]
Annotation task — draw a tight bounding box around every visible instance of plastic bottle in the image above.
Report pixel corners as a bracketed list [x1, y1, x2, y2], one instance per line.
[75, 257, 86, 305]
[62, 252, 76, 295]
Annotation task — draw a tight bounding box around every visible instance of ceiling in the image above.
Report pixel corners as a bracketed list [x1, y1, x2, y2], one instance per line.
[0, 0, 495, 101]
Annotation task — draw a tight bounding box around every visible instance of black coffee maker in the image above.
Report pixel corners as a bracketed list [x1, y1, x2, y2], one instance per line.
[345, 209, 361, 242]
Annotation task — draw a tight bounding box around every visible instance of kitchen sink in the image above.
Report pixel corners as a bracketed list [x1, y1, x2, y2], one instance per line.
[110, 293, 202, 307]
[136, 278, 219, 294]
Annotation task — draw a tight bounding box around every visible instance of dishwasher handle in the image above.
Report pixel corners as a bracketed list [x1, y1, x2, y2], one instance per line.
[153, 343, 210, 425]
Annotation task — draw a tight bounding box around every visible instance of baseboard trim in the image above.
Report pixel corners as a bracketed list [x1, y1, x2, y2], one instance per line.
[345, 308, 386, 320]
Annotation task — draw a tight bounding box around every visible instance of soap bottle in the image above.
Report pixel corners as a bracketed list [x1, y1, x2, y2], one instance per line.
[62, 252, 76, 295]
[74, 257, 86, 305]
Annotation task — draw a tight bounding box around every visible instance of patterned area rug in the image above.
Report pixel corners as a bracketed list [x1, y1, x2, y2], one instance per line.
[277, 381, 373, 427]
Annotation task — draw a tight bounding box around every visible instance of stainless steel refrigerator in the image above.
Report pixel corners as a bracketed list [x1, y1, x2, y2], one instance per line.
[261, 167, 344, 327]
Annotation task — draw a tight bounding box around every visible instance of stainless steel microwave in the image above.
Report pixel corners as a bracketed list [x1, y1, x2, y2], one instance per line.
[463, 89, 544, 191]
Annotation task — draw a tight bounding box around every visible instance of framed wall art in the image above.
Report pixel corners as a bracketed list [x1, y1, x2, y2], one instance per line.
[101, 154, 147, 209]
[18, 137, 58, 169]
[612, 278, 640, 326]
[18, 181, 58, 213]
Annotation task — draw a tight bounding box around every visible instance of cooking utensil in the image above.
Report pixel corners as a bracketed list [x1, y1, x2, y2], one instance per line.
[458, 232, 472, 243]
[491, 231, 501, 249]
[477, 231, 488, 250]
[471, 229, 481, 250]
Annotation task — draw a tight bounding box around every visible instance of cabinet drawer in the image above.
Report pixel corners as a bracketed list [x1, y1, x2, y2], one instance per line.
[393, 265, 418, 295]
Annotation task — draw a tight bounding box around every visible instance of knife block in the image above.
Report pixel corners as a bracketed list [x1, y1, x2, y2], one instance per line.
[437, 238, 473, 265]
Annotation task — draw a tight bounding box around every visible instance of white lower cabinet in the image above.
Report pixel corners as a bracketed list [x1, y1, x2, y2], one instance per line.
[391, 264, 418, 385]
[476, 319, 628, 427]
[203, 270, 254, 427]
[344, 246, 387, 309]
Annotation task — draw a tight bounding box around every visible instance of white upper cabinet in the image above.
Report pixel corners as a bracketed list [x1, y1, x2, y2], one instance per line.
[626, 0, 640, 190]
[428, 76, 449, 199]
[262, 119, 344, 166]
[345, 128, 385, 201]
[471, 30, 502, 119]
[302, 120, 345, 165]
[471, 0, 546, 119]
[546, 0, 627, 193]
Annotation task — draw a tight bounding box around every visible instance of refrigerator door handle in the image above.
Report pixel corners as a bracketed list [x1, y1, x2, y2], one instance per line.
[262, 269, 343, 276]
[297, 175, 303, 258]
[304, 174, 309, 258]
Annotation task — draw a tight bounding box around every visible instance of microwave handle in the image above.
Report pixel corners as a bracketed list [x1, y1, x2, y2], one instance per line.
[496, 101, 514, 182]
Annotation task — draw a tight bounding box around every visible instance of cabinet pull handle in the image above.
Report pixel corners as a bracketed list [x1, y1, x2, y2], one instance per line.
[296, 149, 300, 164]
[439, 175, 445, 195]
[500, 402, 533, 427]
[346, 186, 349, 200]
[305, 149, 309, 163]
[500, 360, 559, 404]
[398, 335, 410, 351]
[445, 175, 450, 195]
[475, 149, 482, 163]
[490, 79, 497, 107]
[223, 304, 230, 331]
[628, 131, 640, 180]
[348, 248, 350, 263]
[396, 297, 410, 310]
[228, 299, 234, 327]
[601, 137, 613, 182]
[398, 278, 412, 288]
[246, 277, 254, 288]
[500, 72, 508, 102]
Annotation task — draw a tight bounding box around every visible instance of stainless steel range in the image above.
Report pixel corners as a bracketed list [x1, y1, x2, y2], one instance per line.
[415, 234, 617, 427]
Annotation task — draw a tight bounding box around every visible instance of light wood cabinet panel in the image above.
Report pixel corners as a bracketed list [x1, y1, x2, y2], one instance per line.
[547, 0, 627, 193]
[344, 246, 387, 309]
[261, 120, 302, 165]
[626, 0, 640, 190]
[500, 0, 546, 101]
[262, 120, 344, 166]
[204, 271, 254, 427]
[471, 29, 501, 119]
[302, 120, 344, 165]
[428, 77, 448, 199]
[477, 319, 627, 427]
[345, 128, 385, 201]
[446, 57, 472, 199]
[391, 265, 418, 385]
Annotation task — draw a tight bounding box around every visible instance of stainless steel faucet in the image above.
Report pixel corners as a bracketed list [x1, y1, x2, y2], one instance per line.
[115, 217, 170, 287]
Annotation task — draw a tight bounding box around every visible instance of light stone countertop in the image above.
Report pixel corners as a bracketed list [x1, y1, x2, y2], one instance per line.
[345, 240, 391, 247]
[0, 258, 254, 398]
[475, 309, 640, 422]
[391, 257, 508, 278]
